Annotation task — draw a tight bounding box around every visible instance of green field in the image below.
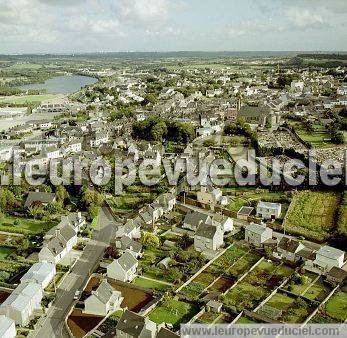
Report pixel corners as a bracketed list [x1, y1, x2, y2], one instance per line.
[149, 299, 199, 329]
[284, 191, 340, 241]
[290, 122, 332, 148]
[324, 291, 347, 322]
[0, 94, 58, 105]
[132, 277, 171, 291]
[0, 215, 56, 235]
[6, 63, 42, 70]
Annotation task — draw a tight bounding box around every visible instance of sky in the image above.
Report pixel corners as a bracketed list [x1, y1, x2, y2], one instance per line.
[0, 0, 346, 53]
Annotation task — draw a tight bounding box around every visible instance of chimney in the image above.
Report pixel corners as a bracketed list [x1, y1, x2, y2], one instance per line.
[55, 229, 61, 237]
[77, 212, 82, 220]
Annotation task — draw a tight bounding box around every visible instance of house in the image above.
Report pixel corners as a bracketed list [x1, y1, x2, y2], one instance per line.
[245, 223, 273, 247]
[210, 214, 233, 233]
[84, 280, 123, 316]
[237, 206, 254, 221]
[206, 300, 223, 313]
[274, 237, 305, 263]
[183, 211, 211, 231]
[61, 212, 86, 233]
[197, 186, 228, 206]
[143, 149, 161, 167]
[194, 223, 224, 252]
[20, 261, 56, 289]
[0, 282, 43, 326]
[39, 225, 78, 264]
[156, 193, 176, 212]
[24, 191, 56, 208]
[116, 236, 143, 258]
[156, 327, 180, 338]
[107, 251, 138, 282]
[42, 146, 61, 159]
[0, 315, 16, 338]
[311, 246, 345, 273]
[326, 266, 347, 286]
[124, 218, 142, 239]
[116, 310, 157, 338]
[256, 201, 282, 220]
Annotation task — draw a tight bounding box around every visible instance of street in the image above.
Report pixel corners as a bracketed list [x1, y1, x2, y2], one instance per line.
[31, 206, 115, 338]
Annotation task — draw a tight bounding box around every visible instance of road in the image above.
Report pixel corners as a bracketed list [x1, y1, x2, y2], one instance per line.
[31, 206, 115, 338]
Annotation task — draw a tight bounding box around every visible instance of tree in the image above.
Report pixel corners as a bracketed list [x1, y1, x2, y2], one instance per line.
[166, 267, 183, 283]
[56, 185, 68, 204]
[331, 131, 345, 145]
[141, 231, 160, 248]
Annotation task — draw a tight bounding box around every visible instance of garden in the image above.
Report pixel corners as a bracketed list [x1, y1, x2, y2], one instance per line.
[262, 291, 315, 323]
[223, 261, 294, 312]
[284, 191, 340, 241]
[149, 298, 199, 330]
[0, 214, 56, 235]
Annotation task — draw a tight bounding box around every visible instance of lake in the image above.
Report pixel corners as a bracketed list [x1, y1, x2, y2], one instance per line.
[19, 75, 98, 94]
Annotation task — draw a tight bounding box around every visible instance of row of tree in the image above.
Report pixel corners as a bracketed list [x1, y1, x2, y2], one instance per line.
[133, 116, 195, 143]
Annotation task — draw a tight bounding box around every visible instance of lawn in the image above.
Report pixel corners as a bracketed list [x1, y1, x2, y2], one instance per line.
[236, 316, 258, 324]
[0, 214, 56, 235]
[149, 299, 199, 329]
[132, 277, 171, 292]
[223, 282, 268, 312]
[284, 191, 340, 241]
[0, 94, 58, 105]
[225, 188, 287, 214]
[0, 246, 14, 259]
[266, 293, 295, 311]
[324, 291, 347, 322]
[293, 122, 331, 149]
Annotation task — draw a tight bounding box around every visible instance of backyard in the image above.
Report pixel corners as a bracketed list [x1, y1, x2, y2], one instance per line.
[132, 276, 172, 292]
[284, 191, 340, 241]
[223, 260, 294, 312]
[0, 214, 56, 235]
[149, 299, 199, 330]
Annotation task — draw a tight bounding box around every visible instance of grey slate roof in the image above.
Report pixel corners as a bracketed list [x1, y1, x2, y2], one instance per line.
[278, 237, 302, 253]
[116, 310, 147, 336]
[196, 223, 217, 239]
[92, 280, 121, 305]
[317, 246, 345, 260]
[118, 251, 138, 272]
[184, 211, 210, 228]
[156, 327, 180, 338]
[24, 191, 56, 208]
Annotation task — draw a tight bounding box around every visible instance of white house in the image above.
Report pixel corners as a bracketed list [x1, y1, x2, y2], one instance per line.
[0, 282, 43, 326]
[306, 246, 345, 273]
[107, 251, 138, 282]
[20, 261, 56, 289]
[256, 201, 282, 220]
[39, 225, 77, 264]
[124, 218, 142, 239]
[0, 316, 16, 338]
[210, 215, 233, 233]
[84, 280, 123, 316]
[245, 223, 273, 247]
[194, 223, 224, 252]
[156, 193, 176, 212]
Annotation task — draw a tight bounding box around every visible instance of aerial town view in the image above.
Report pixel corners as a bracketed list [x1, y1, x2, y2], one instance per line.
[0, 1, 346, 338]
